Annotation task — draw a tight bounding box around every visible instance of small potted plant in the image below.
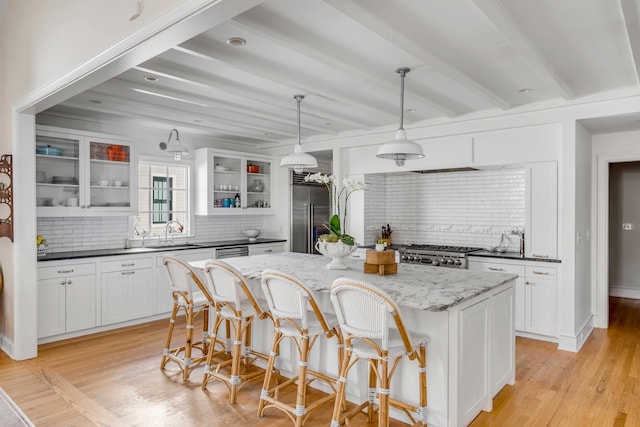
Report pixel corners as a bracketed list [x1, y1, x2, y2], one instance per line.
[37, 234, 48, 256]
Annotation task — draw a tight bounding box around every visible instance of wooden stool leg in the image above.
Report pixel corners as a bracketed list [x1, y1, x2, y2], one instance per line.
[183, 304, 195, 381]
[160, 301, 179, 370]
[201, 305, 209, 354]
[418, 344, 427, 425]
[229, 316, 244, 404]
[330, 347, 353, 427]
[202, 314, 224, 390]
[258, 327, 283, 417]
[378, 356, 389, 427]
[368, 359, 378, 423]
[294, 335, 310, 427]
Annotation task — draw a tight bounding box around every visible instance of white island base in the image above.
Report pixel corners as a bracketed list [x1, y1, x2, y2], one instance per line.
[193, 254, 516, 427]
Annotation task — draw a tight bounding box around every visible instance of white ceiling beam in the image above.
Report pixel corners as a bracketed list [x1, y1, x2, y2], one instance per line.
[472, 0, 575, 99]
[76, 82, 301, 140]
[174, 39, 402, 120]
[323, 0, 512, 110]
[133, 59, 372, 130]
[620, 0, 640, 83]
[231, 11, 460, 117]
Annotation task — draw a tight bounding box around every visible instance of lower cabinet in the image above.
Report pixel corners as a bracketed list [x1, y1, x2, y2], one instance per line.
[101, 257, 153, 325]
[37, 262, 97, 338]
[469, 258, 558, 340]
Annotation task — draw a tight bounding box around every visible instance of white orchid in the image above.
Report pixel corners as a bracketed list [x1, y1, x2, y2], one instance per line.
[304, 173, 367, 245]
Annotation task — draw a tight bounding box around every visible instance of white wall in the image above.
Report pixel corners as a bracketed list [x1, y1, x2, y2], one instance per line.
[573, 122, 592, 345]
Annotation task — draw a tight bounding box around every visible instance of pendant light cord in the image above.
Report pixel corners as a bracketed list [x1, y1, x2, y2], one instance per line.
[295, 94, 304, 146]
[397, 67, 410, 130]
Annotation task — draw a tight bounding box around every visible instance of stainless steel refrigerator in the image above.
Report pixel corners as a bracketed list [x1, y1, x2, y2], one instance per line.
[291, 182, 330, 254]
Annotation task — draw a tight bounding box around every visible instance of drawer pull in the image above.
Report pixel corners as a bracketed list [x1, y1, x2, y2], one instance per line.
[58, 269, 74, 274]
[121, 263, 135, 267]
[532, 254, 549, 258]
[264, 249, 273, 253]
[121, 271, 135, 276]
[488, 267, 504, 272]
[351, 254, 361, 258]
[532, 271, 549, 275]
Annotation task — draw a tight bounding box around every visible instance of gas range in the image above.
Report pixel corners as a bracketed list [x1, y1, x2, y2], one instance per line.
[399, 244, 483, 269]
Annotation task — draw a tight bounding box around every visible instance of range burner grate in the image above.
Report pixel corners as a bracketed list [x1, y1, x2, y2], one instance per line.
[403, 244, 482, 254]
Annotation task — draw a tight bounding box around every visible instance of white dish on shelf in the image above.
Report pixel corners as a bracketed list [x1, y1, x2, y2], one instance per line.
[244, 228, 261, 242]
[215, 165, 229, 171]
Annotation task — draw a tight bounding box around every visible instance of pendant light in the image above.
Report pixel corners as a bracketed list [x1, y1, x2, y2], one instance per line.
[159, 128, 189, 161]
[280, 94, 317, 173]
[376, 67, 425, 166]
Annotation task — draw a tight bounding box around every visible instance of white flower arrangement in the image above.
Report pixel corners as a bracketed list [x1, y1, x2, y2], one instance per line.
[304, 172, 367, 245]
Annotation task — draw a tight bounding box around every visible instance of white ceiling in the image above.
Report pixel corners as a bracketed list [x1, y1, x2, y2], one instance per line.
[41, 0, 640, 147]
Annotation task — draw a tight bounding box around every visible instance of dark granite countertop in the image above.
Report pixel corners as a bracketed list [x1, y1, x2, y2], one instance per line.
[37, 238, 287, 262]
[469, 250, 561, 263]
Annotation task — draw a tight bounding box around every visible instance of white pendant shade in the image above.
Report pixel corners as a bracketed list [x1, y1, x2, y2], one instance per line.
[161, 128, 189, 161]
[376, 67, 424, 167]
[376, 129, 424, 167]
[280, 94, 317, 173]
[280, 144, 318, 173]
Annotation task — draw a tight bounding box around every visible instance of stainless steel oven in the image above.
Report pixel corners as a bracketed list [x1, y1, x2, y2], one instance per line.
[398, 244, 482, 269]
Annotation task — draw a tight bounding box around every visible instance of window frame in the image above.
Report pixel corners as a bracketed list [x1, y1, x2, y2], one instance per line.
[134, 156, 194, 239]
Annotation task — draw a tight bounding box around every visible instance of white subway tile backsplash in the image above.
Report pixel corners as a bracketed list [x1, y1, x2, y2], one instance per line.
[364, 169, 525, 251]
[37, 214, 264, 253]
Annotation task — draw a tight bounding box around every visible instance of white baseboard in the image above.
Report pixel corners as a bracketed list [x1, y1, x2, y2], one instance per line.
[609, 286, 640, 299]
[0, 335, 15, 359]
[558, 316, 594, 353]
[515, 331, 558, 343]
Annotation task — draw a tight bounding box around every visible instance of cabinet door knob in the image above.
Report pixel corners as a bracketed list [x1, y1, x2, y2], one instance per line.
[60, 280, 66, 286]
[66, 280, 72, 284]
[525, 281, 534, 285]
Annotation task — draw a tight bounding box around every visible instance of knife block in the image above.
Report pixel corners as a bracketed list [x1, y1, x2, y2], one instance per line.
[364, 250, 397, 275]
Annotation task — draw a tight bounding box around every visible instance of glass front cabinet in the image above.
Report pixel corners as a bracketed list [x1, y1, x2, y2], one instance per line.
[36, 126, 135, 216]
[195, 148, 273, 215]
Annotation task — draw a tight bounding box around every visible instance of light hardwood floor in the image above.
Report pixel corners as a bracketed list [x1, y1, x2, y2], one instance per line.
[1, 297, 638, 426]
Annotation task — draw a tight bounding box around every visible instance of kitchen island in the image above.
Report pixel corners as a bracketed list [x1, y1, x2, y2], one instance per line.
[191, 252, 517, 427]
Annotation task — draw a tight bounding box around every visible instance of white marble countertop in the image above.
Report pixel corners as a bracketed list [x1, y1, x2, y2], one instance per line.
[191, 252, 517, 312]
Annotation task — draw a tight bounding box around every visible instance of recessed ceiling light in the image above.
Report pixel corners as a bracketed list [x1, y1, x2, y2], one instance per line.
[226, 37, 247, 47]
[518, 88, 533, 93]
[89, 100, 102, 104]
[143, 75, 159, 82]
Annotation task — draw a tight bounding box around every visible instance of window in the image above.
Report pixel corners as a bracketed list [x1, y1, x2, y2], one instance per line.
[137, 161, 190, 238]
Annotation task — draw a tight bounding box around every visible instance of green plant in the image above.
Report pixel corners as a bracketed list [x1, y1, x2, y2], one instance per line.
[304, 172, 366, 246]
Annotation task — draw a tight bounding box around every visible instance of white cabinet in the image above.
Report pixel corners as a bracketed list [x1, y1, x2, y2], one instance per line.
[37, 262, 96, 338]
[36, 126, 135, 216]
[154, 248, 214, 315]
[195, 148, 273, 215]
[489, 286, 515, 396]
[248, 242, 285, 255]
[469, 258, 558, 339]
[101, 257, 153, 325]
[458, 297, 490, 426]
[525, 162, 558, 259]
[472, 124, 560, 166]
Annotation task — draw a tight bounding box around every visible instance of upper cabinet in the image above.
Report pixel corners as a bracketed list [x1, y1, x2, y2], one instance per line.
[194, 148, 273, 215]
[525, 162, 558, 259]
[36, 126, 135, 217]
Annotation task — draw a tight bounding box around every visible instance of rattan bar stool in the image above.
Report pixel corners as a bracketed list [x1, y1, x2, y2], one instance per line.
[160, 255, 211, 381]
[257, 269, 344, 426]
[201, 260, 272, 403]
[329, 278, 429, 427]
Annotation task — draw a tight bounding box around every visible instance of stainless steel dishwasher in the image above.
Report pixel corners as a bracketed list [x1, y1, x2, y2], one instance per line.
[215, 245, 249, 259]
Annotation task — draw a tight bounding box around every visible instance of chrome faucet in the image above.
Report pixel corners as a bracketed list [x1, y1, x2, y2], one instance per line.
[165, 219, 184, 245]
